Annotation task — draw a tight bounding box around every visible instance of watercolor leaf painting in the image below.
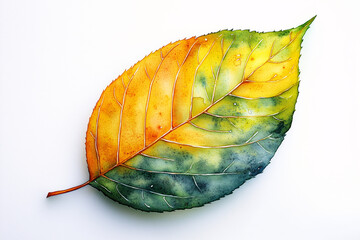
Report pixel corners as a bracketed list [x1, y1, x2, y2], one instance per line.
[48, 17, 315, 212]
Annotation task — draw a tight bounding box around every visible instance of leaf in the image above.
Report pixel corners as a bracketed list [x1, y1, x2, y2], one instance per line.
[47, 17, 315, 212]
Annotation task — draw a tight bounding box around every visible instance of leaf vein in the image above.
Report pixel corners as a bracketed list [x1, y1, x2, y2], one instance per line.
[192, 176, 202, 192]
[211, 37, 235, 103]
[189, 37, 219, 117]
[171, 39, 199, 128]
[140, 153, 176, 162]
[189, 121, 232, 133]
[115, 184, 129, 202]
[144, 42, 182, 147]
[103, 175, 193, 199]
[161, 134, 272, 149]
[116, 66, 140, 165]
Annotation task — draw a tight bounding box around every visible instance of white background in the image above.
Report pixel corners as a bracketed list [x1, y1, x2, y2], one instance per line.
[1, 0, 359, 239]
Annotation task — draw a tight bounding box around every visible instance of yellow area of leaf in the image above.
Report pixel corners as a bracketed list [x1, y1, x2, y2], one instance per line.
[231, 22, 309, 98]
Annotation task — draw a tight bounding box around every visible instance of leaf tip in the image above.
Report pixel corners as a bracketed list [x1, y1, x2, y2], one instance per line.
[300, 16, 317, 30]
[306, 15, 317, 25]
[292, 16, 316, 39]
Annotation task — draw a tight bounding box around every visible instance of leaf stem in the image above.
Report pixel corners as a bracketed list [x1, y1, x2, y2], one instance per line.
[47, 180, 90, 198]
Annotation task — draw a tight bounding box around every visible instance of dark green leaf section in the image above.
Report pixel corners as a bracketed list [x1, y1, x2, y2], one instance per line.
[90, 83, 299, 212]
